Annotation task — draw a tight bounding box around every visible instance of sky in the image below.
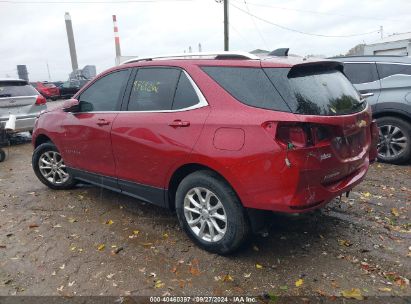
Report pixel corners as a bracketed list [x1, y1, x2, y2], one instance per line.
[0, 0, 410, 81]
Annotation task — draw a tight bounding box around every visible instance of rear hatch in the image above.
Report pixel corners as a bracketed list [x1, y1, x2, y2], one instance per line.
[0, 80, 39, 119]
[262, 60, 372, 188]
[202, 60, 373, 196]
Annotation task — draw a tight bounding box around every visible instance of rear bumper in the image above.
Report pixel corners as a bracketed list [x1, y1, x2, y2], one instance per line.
[237, 150, 370, 213]
[285, 161, 369, 212]
[0, 115, 38, 133]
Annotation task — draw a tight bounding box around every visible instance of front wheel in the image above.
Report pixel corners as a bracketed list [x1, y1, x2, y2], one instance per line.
[377, 116, 411, 164]
[175, 170, 250, 255]
[32, 143, 77, 190]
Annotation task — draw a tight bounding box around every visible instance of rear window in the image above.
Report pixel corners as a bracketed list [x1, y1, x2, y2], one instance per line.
[0, 81, 38, 98]
[201, 67, 290, 112]
[264, 67, 364, 115]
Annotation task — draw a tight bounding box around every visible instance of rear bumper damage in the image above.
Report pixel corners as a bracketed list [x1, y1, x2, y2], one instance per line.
[239, 144, 371, 213]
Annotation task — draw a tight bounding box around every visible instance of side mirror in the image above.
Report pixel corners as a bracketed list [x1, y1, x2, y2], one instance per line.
[63, 99, 80, 112]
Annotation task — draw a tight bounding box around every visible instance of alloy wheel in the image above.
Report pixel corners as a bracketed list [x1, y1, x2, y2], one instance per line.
[377, 124, 408, 159]
[183, 187, 227, 242]
[38, 151, 69, 185]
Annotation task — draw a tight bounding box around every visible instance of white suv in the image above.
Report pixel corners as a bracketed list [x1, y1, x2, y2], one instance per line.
[0, 79, 47, 133]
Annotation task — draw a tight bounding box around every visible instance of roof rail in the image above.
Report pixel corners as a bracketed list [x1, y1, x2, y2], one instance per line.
[121, 51, 259, 64]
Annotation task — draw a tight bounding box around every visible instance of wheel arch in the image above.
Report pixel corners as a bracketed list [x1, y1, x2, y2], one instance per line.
[373, 110, 411, 123]
[34, 134, 53, 148]
[166, 163, 241, 211]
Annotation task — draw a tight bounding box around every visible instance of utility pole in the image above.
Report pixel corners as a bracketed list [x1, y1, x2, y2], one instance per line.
[380, 25, 384, 39]
[224, 0, 229, 51]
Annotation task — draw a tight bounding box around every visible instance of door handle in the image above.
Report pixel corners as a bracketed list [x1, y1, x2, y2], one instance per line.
[360, 92, 374, 99]
[96, 119, 110, 126]
[168, 119, 190, 128]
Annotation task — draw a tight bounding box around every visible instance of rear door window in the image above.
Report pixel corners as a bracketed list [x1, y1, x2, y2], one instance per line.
[377, 63, 411, 79]
[201, 67, 290, 112]
[265, 67, 364, 116]
[343, 63, 379, 84]
[0, 81, 38, 97]
[128, 68, 181, 111]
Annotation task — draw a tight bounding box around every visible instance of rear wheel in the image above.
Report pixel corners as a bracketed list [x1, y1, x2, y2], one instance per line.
[32, 143, 76, 189]
[376, 116, 411, 164]
[175, 170, 250, 255]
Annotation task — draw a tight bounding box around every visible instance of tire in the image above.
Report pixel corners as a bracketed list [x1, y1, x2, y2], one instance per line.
[376, 116, 411, 164]
[0, 149, 5, 162]
[175, 170, 250, 255]
[32, 142, 77, 190]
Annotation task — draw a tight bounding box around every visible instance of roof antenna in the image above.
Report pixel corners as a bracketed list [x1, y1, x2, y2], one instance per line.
[268, 48, 289, 56]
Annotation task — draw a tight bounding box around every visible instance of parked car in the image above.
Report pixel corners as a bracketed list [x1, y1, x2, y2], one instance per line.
[332, 55, 411, 164]
[53, 81, 80, 99]
[0, 78, 47, 133]
[32, 82, 60, 101]
[31, 51, 378, 254]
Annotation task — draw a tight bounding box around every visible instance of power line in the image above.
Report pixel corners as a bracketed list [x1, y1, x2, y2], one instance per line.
[243, 0, 268, 49]
[230, 2, 380, 38]
[0, 0, 192, 3]
[229, 22, 256, 49]
[231, 0, 404, 22]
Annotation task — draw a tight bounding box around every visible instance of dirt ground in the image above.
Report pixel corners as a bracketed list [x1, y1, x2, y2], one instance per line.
[0, 112, 410, 301]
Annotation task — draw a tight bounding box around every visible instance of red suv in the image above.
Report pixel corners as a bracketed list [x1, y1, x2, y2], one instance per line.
[31, 52, 378, 254]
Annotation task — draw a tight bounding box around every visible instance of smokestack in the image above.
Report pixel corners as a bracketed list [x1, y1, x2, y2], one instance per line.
[17, 65, 29, 81]
[113, 15, 122, 65]
[64, 12, 79, 71]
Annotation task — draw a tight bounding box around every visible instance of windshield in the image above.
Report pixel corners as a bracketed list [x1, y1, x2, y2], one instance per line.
[264, 67, 365, 116]
[0, 81, 38, 98]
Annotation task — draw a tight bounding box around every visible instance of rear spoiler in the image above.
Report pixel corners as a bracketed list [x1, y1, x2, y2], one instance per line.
[287, 61, 344, 78]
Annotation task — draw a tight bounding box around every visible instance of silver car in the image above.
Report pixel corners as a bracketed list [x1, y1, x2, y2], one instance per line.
[332, 56, 411, 164]
[0, 78, 46, 133]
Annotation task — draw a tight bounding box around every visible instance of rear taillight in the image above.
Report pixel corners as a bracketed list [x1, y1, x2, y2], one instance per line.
[35, 95, 47, 105]
[270, 122, 332, 149]
[276, 123, 310, 148]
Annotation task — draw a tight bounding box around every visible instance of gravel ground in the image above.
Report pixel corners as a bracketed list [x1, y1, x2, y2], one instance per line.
[0, 103, 410, 301]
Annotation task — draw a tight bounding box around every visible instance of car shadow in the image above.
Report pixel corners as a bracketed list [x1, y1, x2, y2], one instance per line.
[72, 183, 345, 262]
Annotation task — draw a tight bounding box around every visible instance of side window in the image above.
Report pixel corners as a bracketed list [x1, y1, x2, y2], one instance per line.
[202, 66, 290, 112]
[172, 72, 200, 110]
[128, 68, 180, 111]
[343, 63, 379, 84]
[79, 69, 129, 112]
[377, 63, 411, 79]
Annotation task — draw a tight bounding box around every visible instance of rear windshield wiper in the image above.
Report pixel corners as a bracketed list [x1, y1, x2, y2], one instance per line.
[352, 99, 367, 110]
